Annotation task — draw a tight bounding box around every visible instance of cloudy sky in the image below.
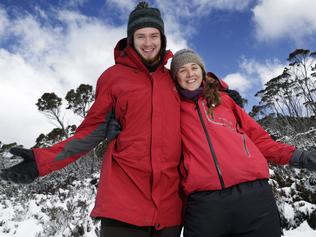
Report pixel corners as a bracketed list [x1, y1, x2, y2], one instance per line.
[1, 0, 316, 147]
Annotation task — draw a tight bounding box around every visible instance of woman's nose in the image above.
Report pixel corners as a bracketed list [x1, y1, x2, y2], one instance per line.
[187, 69, 193, 77]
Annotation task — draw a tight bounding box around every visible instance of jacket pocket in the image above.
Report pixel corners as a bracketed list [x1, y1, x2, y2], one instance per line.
[241, 134, 251, 158]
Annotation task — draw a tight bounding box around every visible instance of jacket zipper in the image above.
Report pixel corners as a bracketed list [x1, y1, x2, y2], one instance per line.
[194, 100, 225, 189]
[242, 134, 250, 157]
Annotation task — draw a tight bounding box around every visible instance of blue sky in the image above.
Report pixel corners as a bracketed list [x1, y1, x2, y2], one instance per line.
[1, 0, 316, 147]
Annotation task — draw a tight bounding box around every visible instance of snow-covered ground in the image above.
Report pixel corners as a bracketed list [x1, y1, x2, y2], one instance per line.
[1, 175, 315, 237]
[0, 176, 100, 237]
[283, 222, 316, 237]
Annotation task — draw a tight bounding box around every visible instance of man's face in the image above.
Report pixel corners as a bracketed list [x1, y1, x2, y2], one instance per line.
[133, 27, 161, 64]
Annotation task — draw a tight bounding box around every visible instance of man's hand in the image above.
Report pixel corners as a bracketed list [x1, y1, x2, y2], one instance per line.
[105, 110, 121, 141]
[290, 149, 316, 171]
[0, 147, 39, 184]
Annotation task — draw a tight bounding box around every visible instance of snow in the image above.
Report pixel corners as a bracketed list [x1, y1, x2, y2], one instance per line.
[10, 219, 43, 237]
[283, 221, 316, 237]
[1, 176, 315, 237]
[0, 175, 99, 236]
[284, 202, 295, 223]
[293, 201, 315, 215]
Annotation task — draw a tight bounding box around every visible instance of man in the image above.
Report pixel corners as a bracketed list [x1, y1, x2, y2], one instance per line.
[1, 2, 183, 237]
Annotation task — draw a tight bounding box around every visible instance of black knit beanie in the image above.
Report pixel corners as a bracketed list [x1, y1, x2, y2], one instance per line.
[127, 1, 165, 39]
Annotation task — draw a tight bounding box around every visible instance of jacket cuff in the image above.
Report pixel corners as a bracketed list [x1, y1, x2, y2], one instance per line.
[289, 149, 303, 167]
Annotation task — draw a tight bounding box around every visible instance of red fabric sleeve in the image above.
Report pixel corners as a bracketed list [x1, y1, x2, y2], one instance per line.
[225, 95, 296, 165]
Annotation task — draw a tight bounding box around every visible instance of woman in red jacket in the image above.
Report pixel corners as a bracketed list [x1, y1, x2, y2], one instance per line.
[170, 49, 316, 237]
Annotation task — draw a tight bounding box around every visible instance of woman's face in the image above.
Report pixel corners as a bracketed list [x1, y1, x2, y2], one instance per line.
[176, 63, 203, 91]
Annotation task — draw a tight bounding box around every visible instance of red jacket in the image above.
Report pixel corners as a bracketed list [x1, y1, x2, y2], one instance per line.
[180, 92, 296, 195]
[33, 38, 182, 229]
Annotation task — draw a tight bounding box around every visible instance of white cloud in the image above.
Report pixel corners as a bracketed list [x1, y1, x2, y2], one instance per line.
[164, 15, 189, 51]
[10, 15, 61, 59]
[0, 49, 62, 147]
[106, 0, 136, 13]
[158, 0, 251, 19]
[239, 57, 285, 86]
[0, 7, 125, 147]
[222, 57, 285, 103]
[252, 0, 316, 43]
[223, 73, 251, 94]
[194, 0, 252, 11]
[220, 58, 286, 111]
[64, 0, 88, 8]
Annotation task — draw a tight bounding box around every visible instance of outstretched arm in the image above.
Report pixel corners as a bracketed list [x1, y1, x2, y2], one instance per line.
[0, 72, 122, 183]
[0, 110, 121, 184]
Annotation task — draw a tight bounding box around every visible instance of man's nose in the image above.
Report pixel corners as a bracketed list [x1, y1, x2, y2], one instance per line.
[144, 37, 151, 46]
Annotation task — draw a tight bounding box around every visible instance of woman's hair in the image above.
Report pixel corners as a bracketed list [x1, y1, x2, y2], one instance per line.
[203, 69, 221, 116]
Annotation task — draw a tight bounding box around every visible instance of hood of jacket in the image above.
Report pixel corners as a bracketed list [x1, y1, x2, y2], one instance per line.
[207, 71, 229, 90]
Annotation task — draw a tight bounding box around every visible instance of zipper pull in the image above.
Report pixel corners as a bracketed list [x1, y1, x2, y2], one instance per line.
[194, 99, 199, 110]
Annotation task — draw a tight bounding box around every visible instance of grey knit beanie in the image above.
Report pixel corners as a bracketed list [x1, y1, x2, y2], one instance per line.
[127, 2, 165, 39]
[170, 49, 205, 79]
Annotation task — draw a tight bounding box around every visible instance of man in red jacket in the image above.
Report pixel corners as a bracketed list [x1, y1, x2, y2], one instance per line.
[0, 2, 182, 237]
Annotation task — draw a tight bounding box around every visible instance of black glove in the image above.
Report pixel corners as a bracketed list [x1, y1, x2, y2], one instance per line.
[105, 110, 121, 141]
[290, 149, 316, 171]
[0, 147, 39, 184]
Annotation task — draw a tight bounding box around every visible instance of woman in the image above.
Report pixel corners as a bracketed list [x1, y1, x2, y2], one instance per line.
[170, 49, 316, 237]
